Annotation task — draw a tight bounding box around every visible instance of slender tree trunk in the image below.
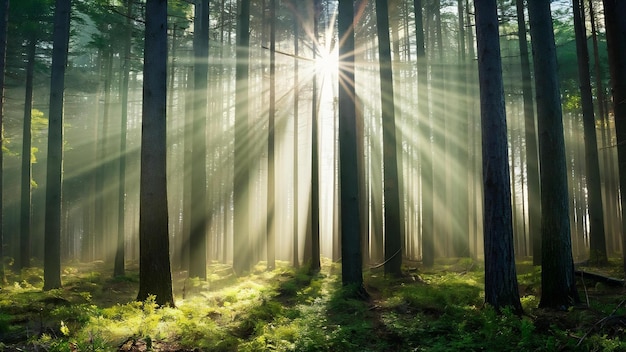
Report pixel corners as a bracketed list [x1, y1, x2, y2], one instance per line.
[0, 0, 7, 284]
[190, 0, 208, 280]
[181, 64, 193, 271]
[516, 0, 541, 266]
[309, 0, 321, 273]
[233, 0, 252, 275]
[455, 0, 469, 257]
[527, 0, 580, 309]
[375, 0, 402, 277]
[266, 0, 276, 270]
[602, 0, 626, 277]
[20, 39, 35, 270]
[474, 0, 522, 314]
[573, 0, 607, 265]
[114, 0, 133, 278]
[43, 0, 71, 291]
[292, 4, 300, 269]
[589, 0, 615, 253]
[414, 0, 433, 267]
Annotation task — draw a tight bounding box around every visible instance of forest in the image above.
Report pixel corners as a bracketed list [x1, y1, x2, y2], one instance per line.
[1, 0, 626, 350]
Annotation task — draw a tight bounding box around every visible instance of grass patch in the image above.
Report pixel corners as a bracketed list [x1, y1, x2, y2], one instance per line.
[1, 258, 626, 351]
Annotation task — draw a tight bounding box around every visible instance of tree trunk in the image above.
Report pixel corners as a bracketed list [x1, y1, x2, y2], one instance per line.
[266, 0, 276, 270]
[414, 0, 433, 267]
[190, 0, 208, 280]
[20, 38, 35, 270]
[376, 0, 402, 277]
[233, 0, 252, 275]
[43, 0, 71, 291]
[527, 0, 580, 309]
[515, 0, 541, 266]
[309, 0, 321, 273]
[338, 0, 365, 294]
[474, 0, 522, 314]
[0, 0, 7, 284]
[114, 0, 134, 278]
[137, 0, 174, 307]
[292, 4, 300, 269]
[602, 0, 626, 277]
[573, 0, 607, 265]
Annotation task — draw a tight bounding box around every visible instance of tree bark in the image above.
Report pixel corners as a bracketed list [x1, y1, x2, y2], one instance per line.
[233, 0, 252, 275]
[515, 0, 541, 266]
[189, 0, 208, 280]
[573, 0, 607, 265]
[375, 0, 402, 277]
[137, 0, 174, 306]
[602, 0, 626, 277]
[414, 0, 433, 267]
[20, 38, 35, 270]
[527, 0, 580, 309]
[309, 0, 321, 273]
[114, 0, 134, 278]
[43, 0, 71, 291]
[0, 0, 7, 284]
[266, 0, 276, 270]
[338, 0, 365, 294]
[474, 0, 522, 314]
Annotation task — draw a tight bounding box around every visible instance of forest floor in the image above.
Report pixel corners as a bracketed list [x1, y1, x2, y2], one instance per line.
[1, 258, 626, 351]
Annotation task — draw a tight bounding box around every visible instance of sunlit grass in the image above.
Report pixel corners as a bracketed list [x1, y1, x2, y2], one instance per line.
[2, 259, 626, 351]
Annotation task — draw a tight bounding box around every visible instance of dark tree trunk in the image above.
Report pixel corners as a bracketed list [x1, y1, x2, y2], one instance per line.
[515, 0, 541, 266]
[338, 0, 365, 293]
[43, 0, 71, 291]
[190, 0, 208, 280]
[474, 0, 522, 314]
[573, 0, 607, 265]
[414, 0, 433, 267]
[0, 0, 7, 284]
[137, 0, 174, 307]
[20, 38, 35, 270]
[267, 0, 276, 270]
[602, 0, 626, 277]
[309, 0, 321, 273]
[376, 0, 402, 277]
[233, 0, 252, 275]
[527, 0, 580, 309]
[114, 0, 134, 278]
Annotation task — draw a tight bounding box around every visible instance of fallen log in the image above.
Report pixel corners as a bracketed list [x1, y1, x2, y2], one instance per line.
[575, 270, 624, 287]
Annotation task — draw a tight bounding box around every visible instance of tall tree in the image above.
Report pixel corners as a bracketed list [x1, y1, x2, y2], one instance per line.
[515, 0, 541, 266]
[137, 0, 174, 306]
[233, 0, 252, 275]
[43, 0, 70, 291]
[19, 37, 35, 270]
[414, 0, 433, 267]
[266, 0, 276, 270]
[114, 0, 134, 278]
[375, 0, 402, 277]
[189, 0, 208, 280]
[474, 0, 522, 314]
[292, 1, 300, 269]
[0, 0, 7, 284]
[309, 0, 321, 273]
[338, 0, 365, 294]
[602, 0, 626, 276]
[573, 0, 607, 265]
[527, 0, 580, 308]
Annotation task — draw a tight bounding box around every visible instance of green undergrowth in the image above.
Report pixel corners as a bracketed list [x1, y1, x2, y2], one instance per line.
[1, 259, 626, 351]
